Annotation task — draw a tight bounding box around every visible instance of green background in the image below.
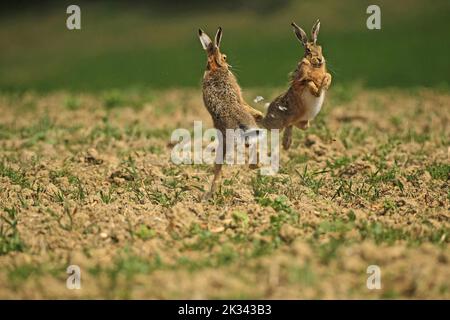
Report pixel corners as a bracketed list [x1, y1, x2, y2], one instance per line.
[1, 0, 449, 92]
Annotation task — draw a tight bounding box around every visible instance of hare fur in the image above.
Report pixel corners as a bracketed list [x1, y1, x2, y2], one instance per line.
[262, 20, 332, 150]
[199, 27, 263, 198]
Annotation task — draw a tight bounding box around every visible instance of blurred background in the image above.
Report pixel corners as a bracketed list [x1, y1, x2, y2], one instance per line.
[0, 0, 449, 92]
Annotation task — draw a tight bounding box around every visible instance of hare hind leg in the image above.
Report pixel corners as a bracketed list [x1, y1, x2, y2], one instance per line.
[203, 163, 223, 200]
[248, 145, 260, 170]
[282, 125, 293, 150]
[203, 138, 226, 200]
[210, 163, 223, 193]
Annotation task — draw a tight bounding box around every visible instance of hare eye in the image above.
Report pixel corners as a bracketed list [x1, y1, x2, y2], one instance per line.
[223, 55, 227, 60]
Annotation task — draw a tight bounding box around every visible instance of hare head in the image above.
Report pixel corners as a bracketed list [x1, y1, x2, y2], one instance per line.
[198, 27, 229, 71]
[291, 20, 325, 68]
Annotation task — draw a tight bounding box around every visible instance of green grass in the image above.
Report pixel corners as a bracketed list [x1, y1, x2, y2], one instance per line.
[0, 161, 30, 188]
[134, 224, 156, 241]
[427, 163, 450, 181]
[99, 187, 116, 204]
[0, 207, 25, 255]
[296, 166, 327, 195]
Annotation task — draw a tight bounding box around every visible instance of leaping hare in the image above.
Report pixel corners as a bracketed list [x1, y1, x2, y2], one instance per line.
[198, 27, 264, 197]
[262, 20, 332, 150]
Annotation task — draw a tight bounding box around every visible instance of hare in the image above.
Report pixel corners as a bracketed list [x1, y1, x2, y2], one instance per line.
[198, 27, 264, 197]
[262, 20, 332, 150]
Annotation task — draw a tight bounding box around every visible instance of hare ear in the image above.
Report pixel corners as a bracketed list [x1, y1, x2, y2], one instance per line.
[311, 19, 320, 44]
[291, 22, 308, 46]
[214, 27, 223, 48]
[198, 29, 212, 50]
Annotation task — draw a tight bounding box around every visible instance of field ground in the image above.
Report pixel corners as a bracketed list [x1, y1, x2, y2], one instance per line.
[0, 87, 449, 298]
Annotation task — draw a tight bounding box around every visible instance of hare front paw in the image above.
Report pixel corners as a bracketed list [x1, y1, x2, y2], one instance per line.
[252, 110, 264, 122]
[321, 73, 332, 90]
[300, 58, 311, 66]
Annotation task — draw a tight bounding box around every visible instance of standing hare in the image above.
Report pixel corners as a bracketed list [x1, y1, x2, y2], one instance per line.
[198, 27, 264, 197]
[262, 20, 332, 150]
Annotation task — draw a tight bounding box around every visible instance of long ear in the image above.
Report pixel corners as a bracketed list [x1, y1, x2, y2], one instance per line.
[291, 22, 308, 46]
[198, 29, 212, 50]
[214, 27, 223, 48]
[311, 19, 320, 44]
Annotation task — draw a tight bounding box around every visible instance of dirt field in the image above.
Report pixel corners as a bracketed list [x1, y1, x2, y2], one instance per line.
[0, 87, 448, 299]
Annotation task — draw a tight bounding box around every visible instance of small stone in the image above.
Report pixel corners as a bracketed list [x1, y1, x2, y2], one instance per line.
[85, 148, 103, 165]
[87, 148, 99, 159]
[279, 224, 299, 242]
[210, 226, 225, 233]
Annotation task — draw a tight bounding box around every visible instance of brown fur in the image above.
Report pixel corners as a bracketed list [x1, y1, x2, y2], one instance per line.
[199, 28, 263, 197]
[262, 20, 332, 150]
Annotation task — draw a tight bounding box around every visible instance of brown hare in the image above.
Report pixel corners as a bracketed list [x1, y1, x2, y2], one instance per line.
[262, 20, 332, 150]
[198, 27, 264, 198]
